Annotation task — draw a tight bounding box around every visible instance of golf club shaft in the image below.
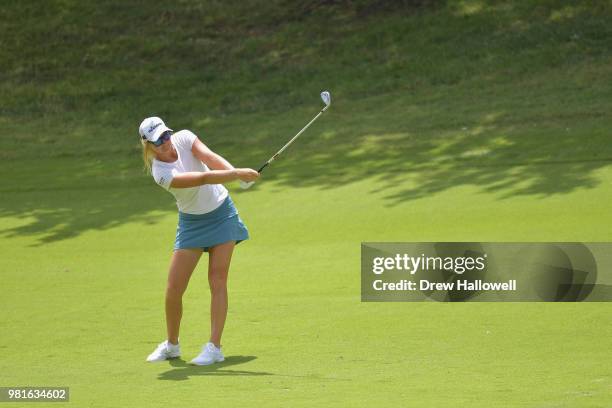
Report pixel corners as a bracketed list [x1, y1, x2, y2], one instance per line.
[257, 105, 329, 174]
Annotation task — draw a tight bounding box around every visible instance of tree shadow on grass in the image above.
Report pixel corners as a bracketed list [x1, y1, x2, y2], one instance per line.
[228, 93, 612, 207]
[158, 356, 273, 381]
[0, 174, 176, 247]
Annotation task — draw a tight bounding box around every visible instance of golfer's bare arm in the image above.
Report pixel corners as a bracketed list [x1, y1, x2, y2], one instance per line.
[170, 170, 248, 188]
[169, 138, 258, 188]
[191, 138, 234, 170]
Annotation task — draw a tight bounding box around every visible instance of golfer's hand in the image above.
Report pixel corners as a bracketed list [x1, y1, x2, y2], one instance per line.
[236, 168, 259, 182]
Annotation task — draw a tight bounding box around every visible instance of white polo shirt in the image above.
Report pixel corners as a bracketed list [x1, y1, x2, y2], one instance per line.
[152, 130, 228, 214]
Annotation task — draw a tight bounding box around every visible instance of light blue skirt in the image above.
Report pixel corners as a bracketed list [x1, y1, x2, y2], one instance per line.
[174, 196, 249, 252]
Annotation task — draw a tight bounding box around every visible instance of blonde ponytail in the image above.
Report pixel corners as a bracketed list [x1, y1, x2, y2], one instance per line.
[141, 139, 156, 174]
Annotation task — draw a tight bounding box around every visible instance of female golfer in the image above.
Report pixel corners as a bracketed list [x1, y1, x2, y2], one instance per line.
[139, 116, 258, 365]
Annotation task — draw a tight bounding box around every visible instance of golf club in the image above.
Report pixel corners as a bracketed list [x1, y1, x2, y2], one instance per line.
[240, 91, 332, 189]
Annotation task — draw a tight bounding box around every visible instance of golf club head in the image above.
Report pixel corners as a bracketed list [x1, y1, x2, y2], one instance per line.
[321, 91, 331, 108]
[240, 180, 255, 190]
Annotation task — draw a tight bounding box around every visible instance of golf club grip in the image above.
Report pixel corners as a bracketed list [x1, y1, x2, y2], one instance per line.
[257, 162, 269, 173]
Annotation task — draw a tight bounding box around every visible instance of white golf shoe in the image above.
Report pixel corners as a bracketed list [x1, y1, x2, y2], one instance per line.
[146, 340, 181, 362]
[190, 342, 225, 366]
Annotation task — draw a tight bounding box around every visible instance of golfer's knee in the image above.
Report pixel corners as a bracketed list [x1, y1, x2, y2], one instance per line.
[166, 284, 185, 301]
[208, 269, 228, 292]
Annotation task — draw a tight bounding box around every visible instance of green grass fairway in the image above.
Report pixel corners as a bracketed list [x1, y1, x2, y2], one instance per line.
[1, 1, 612, 406]
[1, 156, 611, 406]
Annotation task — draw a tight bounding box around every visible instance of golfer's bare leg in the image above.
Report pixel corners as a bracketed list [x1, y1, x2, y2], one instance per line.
[208, 241, 235, 347]
[166, 249, 203, 345]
